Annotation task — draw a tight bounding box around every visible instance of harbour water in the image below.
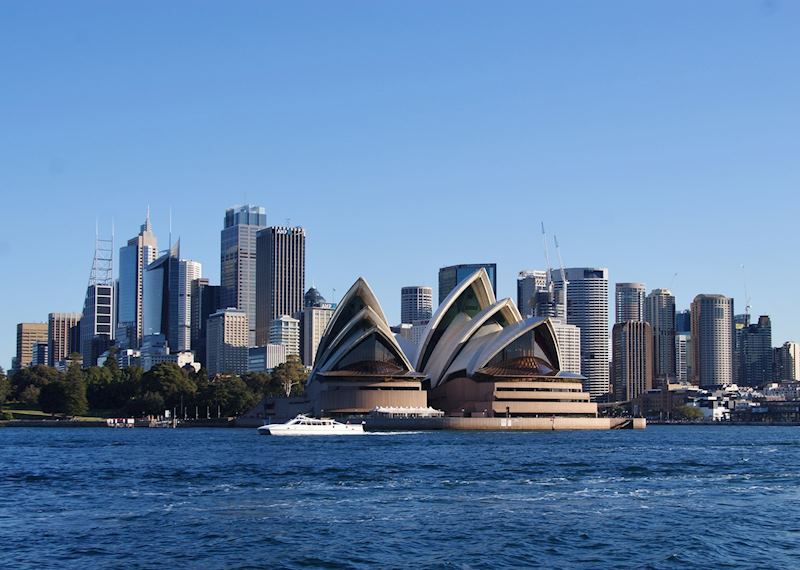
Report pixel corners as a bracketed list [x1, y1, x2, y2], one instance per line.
[1, 426, 799, 569]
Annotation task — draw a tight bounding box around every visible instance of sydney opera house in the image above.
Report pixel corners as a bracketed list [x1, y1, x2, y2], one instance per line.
[305, 269, 601, 420]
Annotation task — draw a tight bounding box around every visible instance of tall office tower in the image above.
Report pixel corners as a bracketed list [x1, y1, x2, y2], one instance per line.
[550, 268, 609, 399]
[612, 321, 653, 401]
[31, 342, 49, 367]
[15, 323, 48, 370]
[675, 309, 691, 333]
[615, 283, 645, 323]
[645, 288, 676, 385]
[738, 315, 772, 387]
[255, 226, 305, 346]
[438, 263, 497, 304]
[48, 313, 81, 366]
[401, 286, 433, 324]
[81, 231, 115, 367]
[190, 278, 221, 367]
[676, 333, 691, 383]
[117, 213, 158, 348]
[221, 205, 267, 346]
[774, 341, 800, 381]
[143, 241, 179, 348]
[303, 305, 335, 366]
[690, 294, 734, 388]
[552, 320, 581, 375]
[516, 271, 547, 318]
[206, 309, 249, 377]
[176, 259, 202, 352]
[269, 315, 301, 357]
[733, 313, 751, 385]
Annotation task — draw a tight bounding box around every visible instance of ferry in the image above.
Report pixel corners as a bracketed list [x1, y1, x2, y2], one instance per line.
[257, 414, 365, 436]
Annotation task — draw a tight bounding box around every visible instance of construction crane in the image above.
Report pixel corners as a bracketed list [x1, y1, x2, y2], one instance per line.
[741, 264, 752, 322]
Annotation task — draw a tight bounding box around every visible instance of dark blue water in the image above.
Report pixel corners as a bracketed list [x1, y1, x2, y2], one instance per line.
[1, 426, 799, 569]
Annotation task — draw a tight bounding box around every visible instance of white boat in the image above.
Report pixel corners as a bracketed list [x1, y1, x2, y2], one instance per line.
[257, 414, 365, 436]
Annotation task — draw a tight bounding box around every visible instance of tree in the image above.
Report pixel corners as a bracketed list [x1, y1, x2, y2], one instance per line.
[39, 382, 67, 415]
[124, 391, 165, 417]
[208, 377, 256, 417]
[61, 364, 88, 416]
[0, 373, 11, 407]
[103, 347, 121, 380]
[271, 356, 308, 397]
[675, 404, 704, 421]
[19, 385, 41, 404]
[140, 363, 196, 409]
[241, 372, 272, 398]
[11, 365, 61, 399]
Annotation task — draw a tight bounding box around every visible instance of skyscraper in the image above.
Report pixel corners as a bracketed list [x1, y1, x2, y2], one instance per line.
[303, 305, 335, 367]
[738, 315, 772, 387]
[644, 288, 676, 384]
[48, 312, 81, 367]
[552, 320, 581, 375]
[117, 213, 158, 348]
[615, 283, 645, 323]
[177, 260, 202, 352]
[550, 267, 609, 399]
[676, 333, 691, 383]
[81, 283, 115, 367]
[612, 321, 653, 401]
[255, 226, 305, 346]
[221, 205, 267, 346]
[206, 308, 249, 377]
[15, 322, 48, 370]
[142, 240, 201, 353]
[401, 286, 433, 324]
[190, 278, 220, 367]
[675, 309, 691, 333]
[774, 341, 800, 381]
[438, 263, 497, 304]
[690, 294, 734, 388]
[516, 270, 547, 318]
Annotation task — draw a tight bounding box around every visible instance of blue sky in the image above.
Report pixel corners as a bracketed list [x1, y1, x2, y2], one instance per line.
[1, 1, 798, 368]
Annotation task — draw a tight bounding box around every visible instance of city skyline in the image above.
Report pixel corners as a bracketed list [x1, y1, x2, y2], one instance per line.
[2, 2, 800, 367]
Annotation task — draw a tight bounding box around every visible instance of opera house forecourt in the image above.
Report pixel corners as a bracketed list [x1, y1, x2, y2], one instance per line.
[292, 268, 643, 430]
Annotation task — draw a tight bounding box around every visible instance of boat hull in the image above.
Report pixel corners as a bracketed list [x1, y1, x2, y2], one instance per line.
[259, 425, 364, 436]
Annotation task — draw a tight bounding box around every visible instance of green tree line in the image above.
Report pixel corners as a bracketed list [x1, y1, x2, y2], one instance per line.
[2, 354, 307, 419]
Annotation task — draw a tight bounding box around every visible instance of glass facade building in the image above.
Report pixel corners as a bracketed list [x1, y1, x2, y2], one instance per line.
[221, 205, 266, 346]
[438, 263, 497, 305]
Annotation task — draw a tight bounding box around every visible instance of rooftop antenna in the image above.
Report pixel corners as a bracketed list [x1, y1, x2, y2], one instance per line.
[332, 288, 337, 305]
[668, 272, 678, 291]
[89, 221, 114, 287]
[169, 207, 173, 248]
[741, 264, 751, 321]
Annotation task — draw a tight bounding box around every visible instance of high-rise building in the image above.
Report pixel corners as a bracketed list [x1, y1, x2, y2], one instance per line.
[31, 342, 49, 367]
[177, 260, 202, 352]
[738, 315, 772, 387]
[15, 322, 48, 370]
[81, 231, 115, 367]
[401, 286, 433, 324]
[676, 332, 691, 383]
[644, 288, 676, 384]
[302, 288, 336, 368]
[80, 283, 115, 366]
[774, 341, 800, 381]
[690, 294, 734, 388]
[516, 271, 547, 318]
[612, 321, 653, 401]
[438, 264, 497, 304]
[117, 213, 158, 348]
[221, 205, 267, 346]
[48, 312, 81, 367]
[190, 278, 221, 367]
[269, 315, 300, 358]
[255, 226, 305, 346]
[676, 309, 691, 333]
[248, 345, 287, 372]
[206, 308, 249, 377]
[733, 313, 750, 385]
[141, 239, 201, 353]
[615, 283, 645, 323]
[552, 320, 581, 375]
[550, 267, 609, 399]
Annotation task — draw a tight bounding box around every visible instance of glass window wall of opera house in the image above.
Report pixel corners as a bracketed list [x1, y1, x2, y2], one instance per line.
[305, 269, 597, 419]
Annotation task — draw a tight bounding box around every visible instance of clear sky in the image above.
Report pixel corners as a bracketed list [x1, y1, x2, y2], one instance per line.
[1, 1, 798, 369]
